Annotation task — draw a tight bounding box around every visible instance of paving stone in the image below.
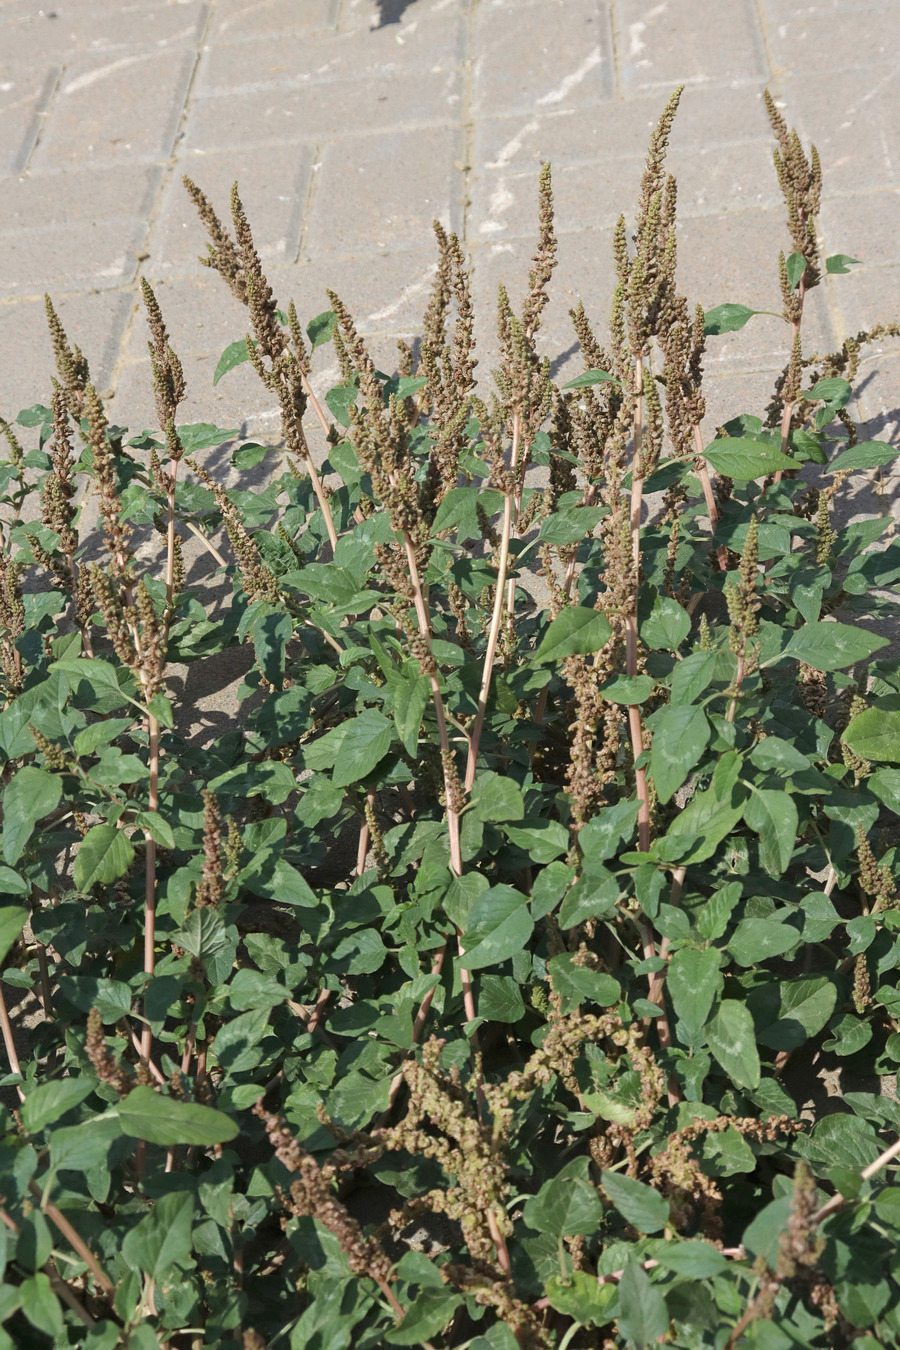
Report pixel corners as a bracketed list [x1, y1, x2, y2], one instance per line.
[819, 190, 900, 271]
[774, 66, 900, 199]
[0, 288, 134, 420]
[108, 353, 279, 443]
[210, 0, 339, 39]
[472, 0, 614, 118]
[614, 0, 769, 94]
[0, 63, 59, 176]
[0, 164, 161, 297]
[0, 161, 161, 230]
[305, 126, 463, 258]
[147, 145, 313, 281]
[676, 207, 836, 373]
[474, 83, 773, 175]
[823, 263, 900, 348]
[470, 138, 779, 246]
[31, 48, 195, 169]
[0, 1, 207, 62]
[196, 10, 465, 96]
[761, 1, 900, 73]
[186, 64, 462, 151]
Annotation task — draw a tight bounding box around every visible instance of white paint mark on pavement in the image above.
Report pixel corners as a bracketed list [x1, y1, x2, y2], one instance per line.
[487, 118, 539, 168]
[366, 265, 438, 323]
[63, 54, 152, 95]
[536, 47, 601, 105]
[479, 178, 515, 234]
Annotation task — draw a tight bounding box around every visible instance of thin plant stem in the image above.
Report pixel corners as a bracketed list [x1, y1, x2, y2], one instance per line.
[279, 368, 338, 551]
[692, 424, 728, 570]
[141, 712, 159, 1064]
[28, 1180, 114, 1295]
[465, 411, 520, 791]
[0, 1209, 96, 1328]
[774, 273, 807, 484]
[165, 458, 178, 608]
[812, 1133, 900, 1226]
[626, 354, 651, 853]
[0, 984, 24, 1101]
[401, 535, 462, 877]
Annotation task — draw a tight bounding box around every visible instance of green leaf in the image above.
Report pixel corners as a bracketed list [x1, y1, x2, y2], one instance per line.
[122, 1191, 194, 1277]
[743, 788, 798, 875]
[728, 918, 797, 967]
[558, 867, 620, 928]
[50, 1115, 121, 1171]
[503, 818, 569, 863]
[460, 885, 533, 971]
[325, 383, 358, 428]
[641, 597, 690, 652]
[20, 1272, 63, 1340]
[177, 422, 238, 451]
[652, 1241, 730, 1277]
[670, 650, 717, 705]
[579, 799, 640, 865]
[73, 824, 135, 891]
[785, 621, 887, 671]
[115, 1085, 238, 1145]
[538, 505, 604, 545]
[52, 657, 131, 710]
[254, 610, 292, 687]
[809, 376, 852, 408]
[2, 767, 62, 865]
[523, 1173, 603, 1237]
[21, 1078, 95, 1133]
[827, 440, 897, 475]
[545, 1272, 617, 1326]
[533, 607, 612, 663]
[844, 708, 900, 763]
[469, 772, 525, 824]
[704, 437, 795, 481]
[478, 974, 526, 1023]
[601, 1170, 669, 1234]
[706, 1000, 760, 1088]
[786, 251, 807, 290]
[307, 309, 337, 350]
[386, 1288, 464, 1345]
[548, 953, 621, 1013]
[62, 975, 133, 1022]
[757, 977, 838, 1051]
[617, 1260, 669, 1348]
[392, 670, 429, 758]
[562, 368, 620, 389]
[232, 440, 268, 470]
[599, 674, 654, 705]
[703, 303, 761, 335]
[329, 709, 393, 787]
[667, 948, 721, 1039]
[0, 906, 26, 966]
[749, 737, 810, 775]
[826, 253, 861, 274]
[649, 705, 710, 805]
[213, 338, 250, 386]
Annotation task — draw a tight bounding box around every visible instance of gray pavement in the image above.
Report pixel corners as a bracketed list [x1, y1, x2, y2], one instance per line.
[1, 0, 900, 484]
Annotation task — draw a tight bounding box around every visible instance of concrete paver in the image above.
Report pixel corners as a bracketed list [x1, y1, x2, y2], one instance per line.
[0, 0, 898, 476]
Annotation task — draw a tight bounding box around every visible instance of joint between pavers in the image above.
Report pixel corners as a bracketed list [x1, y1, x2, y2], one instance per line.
[296, 143, 324, 266]
[106, 4, 218, 405]
[751, 0, 779, 83]
[460, 0, 479, 255]
[20, 64, 63, 177]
